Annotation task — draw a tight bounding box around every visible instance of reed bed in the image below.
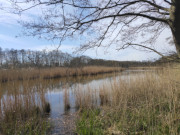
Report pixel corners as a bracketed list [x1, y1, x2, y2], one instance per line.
[0, 80, 51, 135]
[74, 85, 99, 109]
[75, 68, 180, 135]
[0, 66, 122, 82]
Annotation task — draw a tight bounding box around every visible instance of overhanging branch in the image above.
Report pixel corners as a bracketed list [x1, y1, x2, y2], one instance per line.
[119, 43, 175, 61]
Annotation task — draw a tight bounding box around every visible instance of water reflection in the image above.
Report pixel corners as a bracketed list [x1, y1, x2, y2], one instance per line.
[0, 70, 155, 134]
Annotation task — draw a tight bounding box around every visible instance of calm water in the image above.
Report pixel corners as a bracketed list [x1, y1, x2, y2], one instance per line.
[0, 70, 153, 134]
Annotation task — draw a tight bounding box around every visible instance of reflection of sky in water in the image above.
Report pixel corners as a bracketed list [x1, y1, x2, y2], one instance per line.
[0, 70, 156, 133]
[46, 76, 116, 118]
[44, 70, 154, 118]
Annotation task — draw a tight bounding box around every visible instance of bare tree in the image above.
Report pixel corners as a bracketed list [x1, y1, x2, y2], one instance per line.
[0, 47, 3, 66]
[9, 0, 180, 59]
[20, 49, 26, 65]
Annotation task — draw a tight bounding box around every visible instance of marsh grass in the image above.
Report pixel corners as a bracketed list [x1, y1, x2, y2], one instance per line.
[74, 85, 99, 109]
[76, 68, 180, 135]
[0, 66, 122, 82]
[64, 87, 71, 112]
[0, 81, 51, 135]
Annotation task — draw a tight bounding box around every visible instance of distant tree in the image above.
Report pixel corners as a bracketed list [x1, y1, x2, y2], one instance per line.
[8, 0, 180, 60]
[0, 47, 154, 68]
[20, 49, 26, 65]
[8, 49, 19, 68]
[0, 47, 3, 66]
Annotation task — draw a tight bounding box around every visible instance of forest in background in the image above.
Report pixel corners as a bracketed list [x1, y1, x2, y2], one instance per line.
[0, 47, 169, 69]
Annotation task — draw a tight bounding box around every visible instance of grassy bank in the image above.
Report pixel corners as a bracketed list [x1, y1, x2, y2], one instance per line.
[0, 66, 122, 82]
[75, 67, 180, 134]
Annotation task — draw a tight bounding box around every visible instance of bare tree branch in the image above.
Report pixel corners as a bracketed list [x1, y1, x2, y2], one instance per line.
[6, 0, 180, 59]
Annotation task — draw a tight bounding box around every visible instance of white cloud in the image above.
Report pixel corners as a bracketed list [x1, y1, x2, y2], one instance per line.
[0, 33, 165, 61]
[0, 0, 44, 26]
[0, 34, 22, 45]
[0, 0, 176, 61]
[83, 47, 160, 61]
[0, 34, 42, 50]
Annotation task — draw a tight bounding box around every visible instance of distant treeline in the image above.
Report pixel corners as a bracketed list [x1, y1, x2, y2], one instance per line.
[0, 47, 72, 68]
[68, 56, 153, 68]
[0, 47, 168, 69]
[154, 53, 180, 63]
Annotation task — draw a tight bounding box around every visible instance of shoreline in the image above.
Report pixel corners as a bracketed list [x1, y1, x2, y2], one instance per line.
[0, 66, 124, 83]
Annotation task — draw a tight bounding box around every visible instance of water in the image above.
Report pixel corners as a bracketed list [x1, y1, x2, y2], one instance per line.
[0, 70, 154, 134]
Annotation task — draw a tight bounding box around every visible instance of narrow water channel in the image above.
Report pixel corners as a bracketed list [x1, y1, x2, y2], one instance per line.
[0, 70, 154, 134]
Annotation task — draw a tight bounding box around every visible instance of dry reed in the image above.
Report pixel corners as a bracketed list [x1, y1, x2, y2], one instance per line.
[0, 80, 51, 135]
[76, 67, 180, 134]
[0, 66, 122, 82]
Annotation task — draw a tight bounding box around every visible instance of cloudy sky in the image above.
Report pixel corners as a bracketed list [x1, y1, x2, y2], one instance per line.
[0, 0, 176, 61]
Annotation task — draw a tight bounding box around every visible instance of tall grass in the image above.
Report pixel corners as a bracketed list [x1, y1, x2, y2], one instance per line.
[64, 87, 71, 112]
[0, 80, 51, 135]
[0, 66, 122, 82]
[76, 68, 180, 134]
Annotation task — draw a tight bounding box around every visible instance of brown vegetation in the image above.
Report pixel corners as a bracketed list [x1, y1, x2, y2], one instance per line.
[1, 65, 179, 134]
[76, 67, 180, 134]
[0, 81, 51, 135]
[0, 66, 122, 82]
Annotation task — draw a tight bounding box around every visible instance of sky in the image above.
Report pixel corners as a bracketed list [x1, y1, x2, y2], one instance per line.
[0, 0, 176, 61]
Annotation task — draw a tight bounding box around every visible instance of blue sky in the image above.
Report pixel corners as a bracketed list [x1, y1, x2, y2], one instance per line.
[0, 0, 176, 61]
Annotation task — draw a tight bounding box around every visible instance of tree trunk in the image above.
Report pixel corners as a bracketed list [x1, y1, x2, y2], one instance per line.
[170, 0, 180, 57]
